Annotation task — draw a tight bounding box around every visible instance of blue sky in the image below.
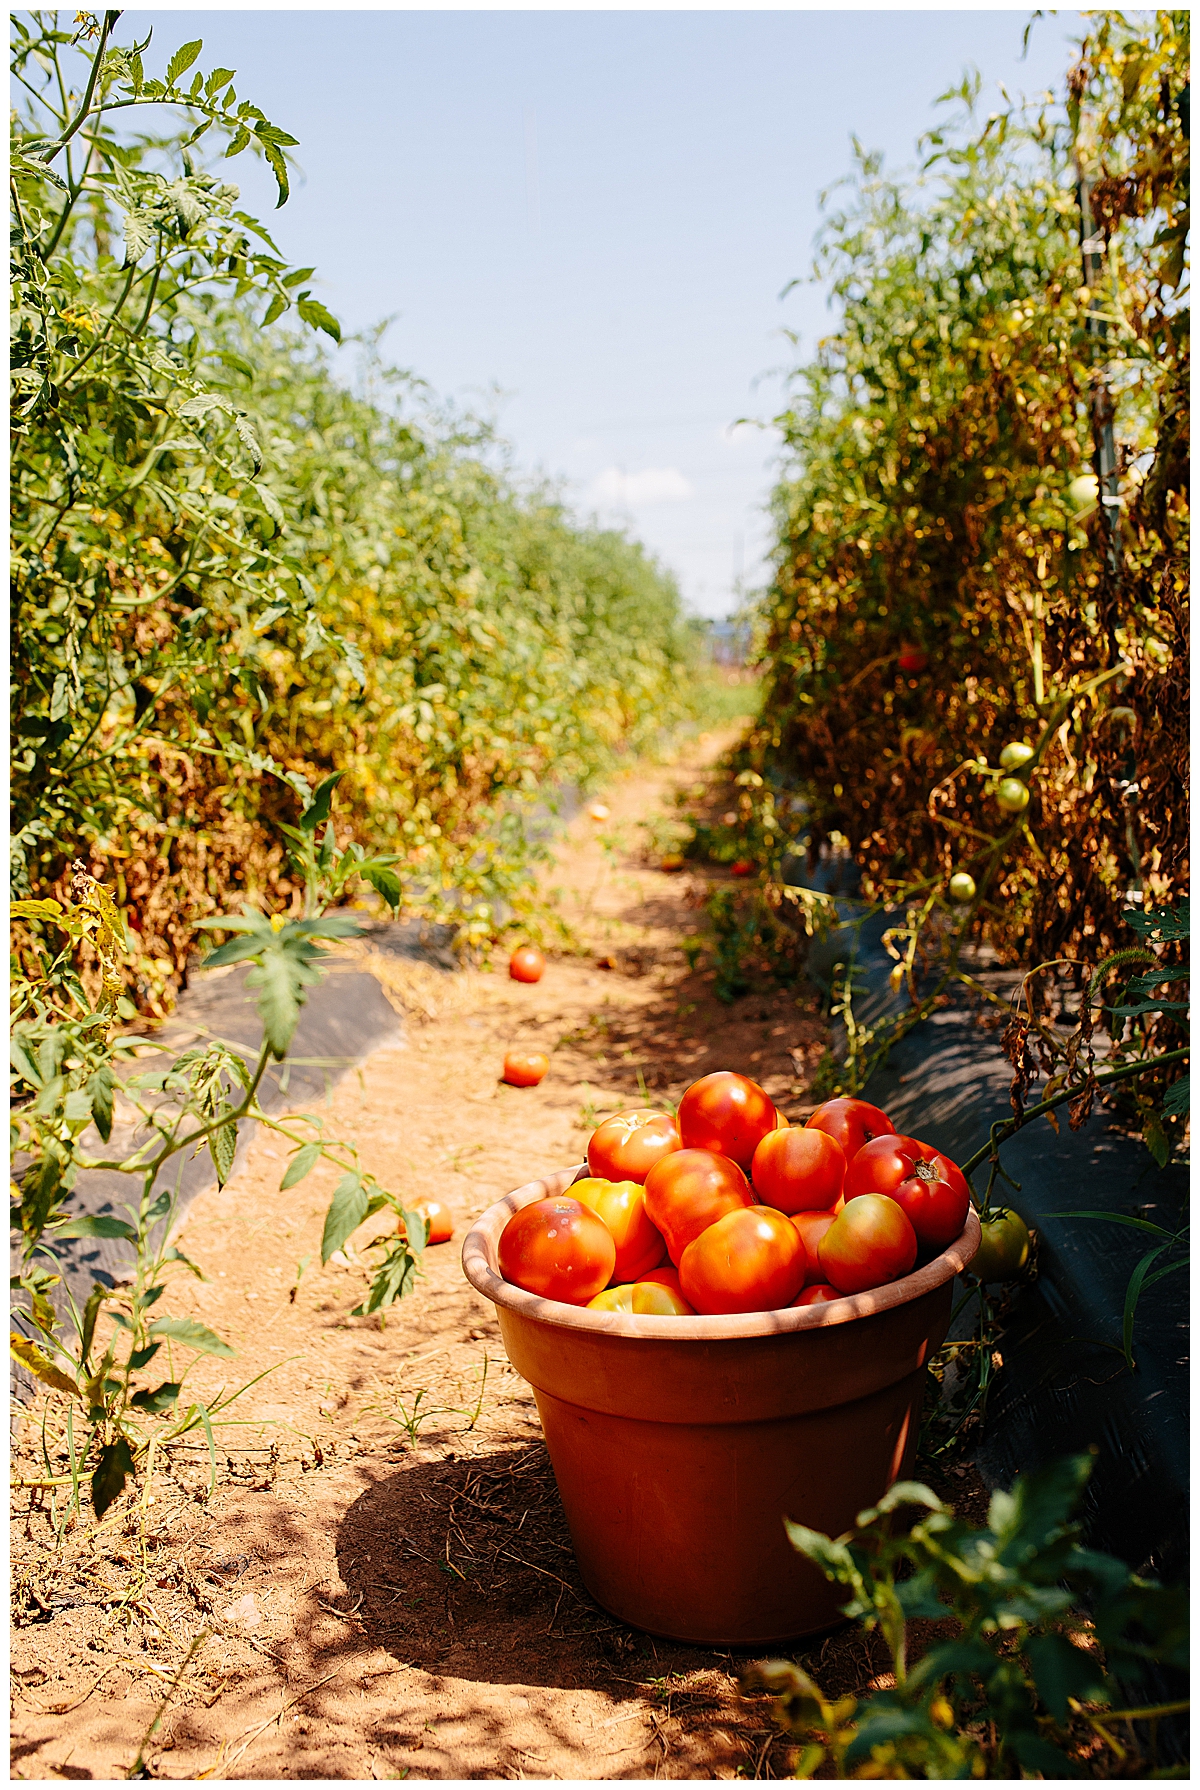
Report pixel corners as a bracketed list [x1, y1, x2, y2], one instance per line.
[118, 9, 1086, 618]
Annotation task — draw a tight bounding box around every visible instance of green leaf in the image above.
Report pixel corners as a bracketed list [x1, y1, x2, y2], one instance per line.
[202, 935, 267, 970]
[280, 1141, 320, 1189]
[300, 770, 344, 833]
[149, 1317, 235, 1358]
[296, 296, 342, 343]
[1007, 1731, 1080, 1778]
[87, 1064, 115, 1141]
[246, 945, 310, 1058]
[263, 290, 288, 325]
[253, 120, 300, 148]
[92, 1436, 136, 1518]
[1024, 1632, 1109, 1723]
[166, 40, 203, 85]
[1162, 1076, 1188, 1119]
[321, 1172, 368, 1263]
[362, 863, 402, 911]
[50, 1215, 137, 1242]
[9, 1332, 78, 1398]
[130, 1381, 182, 1414]
[988, 1453, 1092, 1562]
[262, 139, 290, 208]
[128, 1342, 162, 1371]
[205, 66, 235, 96]
[1122, 1244, 1168, 1367]
[282, 266, 316, 289]
[209, 1117, 238, 1186]
[10, 898, 64, 924]
[80, 1285, 109, 1369]
[352, 1240, 418, 1316]
[1046, 1210, 1174, 1237]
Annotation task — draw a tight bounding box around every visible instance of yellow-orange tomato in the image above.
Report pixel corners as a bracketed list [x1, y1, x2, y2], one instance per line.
[400, 1198, 455, 1245]
[790, 1209, 840, 1285]
[677, 1071, 778, 1170]
[503, 1050, 549, 1087]
[792, 1283, 843, 1307]
[642, 1148, 755, 1265]
[679, 1206, 807, 1315]
[818, 1193, 917, 1295]
[571, 1176, 667, 1282]
[498, 1196, 615, 1303]
[587, 1279, 695, 1315]
[752, 1126, 846, 1215]
[637, 1264, 686, 1298]
[587, 1110, 681, 1184]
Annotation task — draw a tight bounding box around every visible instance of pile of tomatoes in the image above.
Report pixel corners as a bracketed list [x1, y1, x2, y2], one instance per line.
[496, 1073, 972, 1317]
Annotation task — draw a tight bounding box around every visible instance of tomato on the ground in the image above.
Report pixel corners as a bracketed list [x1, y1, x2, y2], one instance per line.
[792, 1283, 843, 1307]
[790, 1209, 839, 1285]
[973, 1209, 1031, 1282]
[752, 1126, 845, 1214]
[677, 1071, 778, 1170]
[571, 1176, 667, 1282]
[587, 1109, 681, 1184]
[401, 1198, 455, 1245]
[508, 945, 546, 984]
[587, 1279, 695, 1315]
[805, 1096, 896, 1160]
[843, 1134, 970, 1250]
[502, 1050, 549, 1087]
[818, 1193, 917, 1295]
[679, 1206, 806, 1315]
[642, 1148, 754, 1264]
[498, 1197, 615, 1303]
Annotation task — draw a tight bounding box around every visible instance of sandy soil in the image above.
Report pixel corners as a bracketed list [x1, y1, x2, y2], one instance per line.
[11, 723, 983, 1781]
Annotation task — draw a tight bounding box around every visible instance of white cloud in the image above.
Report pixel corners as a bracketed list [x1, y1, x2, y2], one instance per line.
[587, 465, 694, 507]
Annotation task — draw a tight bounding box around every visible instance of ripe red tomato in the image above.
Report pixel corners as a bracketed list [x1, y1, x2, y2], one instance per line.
[730, 859, 754, 877]
[679, 1206, 806, 1315]
[818, 1193, 917, 1295]
[843, 1135, 970, 1250]
[498, 1197, 615, 1303]
[571, 1176, 667, 1282]
[642, 1148, 754, 1265]
[790, 1209, 839, 1285]
[897, 645, 928, 673]
[637, 1264, 686, 1297]
[792, 1283, 843, 1307]
[752, 1127, 846, 1215]
[805, 1096, 896, 1161]
[509, 945, 546, 984]
[678, 1072, 778, 1171]
[587, 1110, 681, 1184]
[503, 1051, 549, 1087]
[401, 1198, 455, 1245]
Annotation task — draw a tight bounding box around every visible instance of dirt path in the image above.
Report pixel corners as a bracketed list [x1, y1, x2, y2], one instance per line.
[10, 724, 893, 1781]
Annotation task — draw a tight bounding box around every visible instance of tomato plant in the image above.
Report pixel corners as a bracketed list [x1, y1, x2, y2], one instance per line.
[509, 946, 546, 984]
[570, 1176, 666, 1282]
[677, 1071, 778, 1170]
[586, 1110, 681, 1184]
[805, 1097, 896, 1160]
[818, 1193, 917, 1294]
[503, 1051, 549, 1087]
[497, 1197, 615, 1303]
[752, 1126, 845, 1214]
[843, 1135, 970, 1250]
[642, 1148, 754, 1265]
[679, 1206, 806, 1315]
[972, 1208, 1032, 1283]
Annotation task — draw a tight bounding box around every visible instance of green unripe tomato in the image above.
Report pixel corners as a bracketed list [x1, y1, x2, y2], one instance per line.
[996, 777, 1031, 814]
[948, 872, 977, 904]
[972, 1209, 1031, 1282]
[998, 741, 1035, 771]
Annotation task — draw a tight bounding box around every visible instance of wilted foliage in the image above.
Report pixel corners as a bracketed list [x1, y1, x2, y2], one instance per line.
[747, 12, 1188, 970]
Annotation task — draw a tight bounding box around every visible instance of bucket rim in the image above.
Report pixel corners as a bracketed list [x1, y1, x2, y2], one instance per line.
[462, 1164, 981, 1341]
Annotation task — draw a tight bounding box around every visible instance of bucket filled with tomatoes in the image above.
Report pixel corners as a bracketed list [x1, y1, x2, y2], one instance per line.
[462, 1073, 979, 1646]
